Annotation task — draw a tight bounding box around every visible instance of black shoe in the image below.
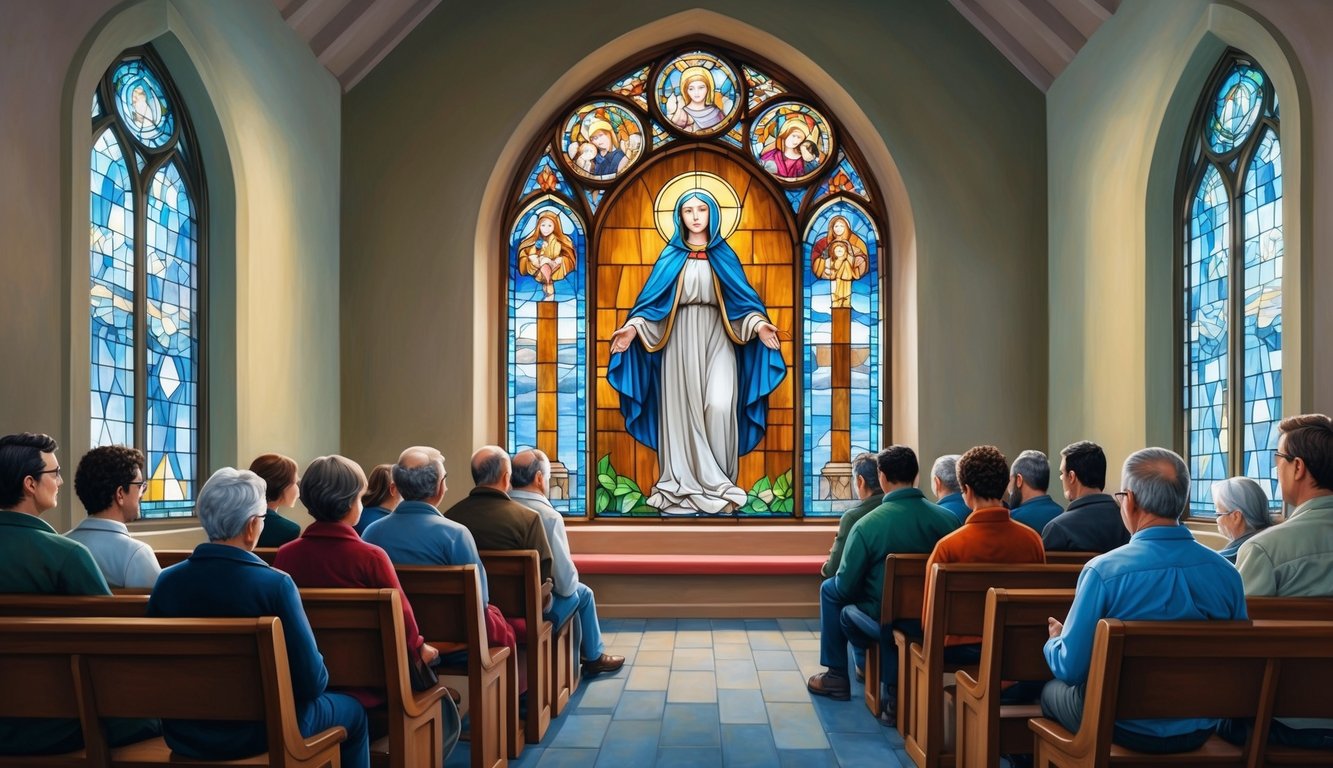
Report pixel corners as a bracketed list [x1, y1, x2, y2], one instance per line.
[854, 665, 865, 683]
[806, 671, 851, 701]
[582, 653, 625, 677]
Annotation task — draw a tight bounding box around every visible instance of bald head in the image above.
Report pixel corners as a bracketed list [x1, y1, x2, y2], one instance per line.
[394, 445, 446, 503]
[471, 445, 511, 490]
[512, 449, 550, 491]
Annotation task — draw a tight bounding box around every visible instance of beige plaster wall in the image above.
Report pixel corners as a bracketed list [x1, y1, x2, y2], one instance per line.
[341, 0, 1049, 498]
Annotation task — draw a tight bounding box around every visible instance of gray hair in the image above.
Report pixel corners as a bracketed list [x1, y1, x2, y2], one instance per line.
[511, 449, 551, 490]
[471, 445, 510, 486]
[197, 467, 267, 541]
[1211, 476, 1273, 532]
[1011, 450, 1051, 492]
[852, 452, 881, 492]
[1121, 447, 1190, 520]
[931, 455, 961, 493]
[301, 455, 367, 523]
[394, 447, 444, 502]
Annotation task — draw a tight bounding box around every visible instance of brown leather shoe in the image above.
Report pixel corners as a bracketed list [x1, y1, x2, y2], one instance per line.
[582, 653, 625, 677]
[806, 671, 851, 700]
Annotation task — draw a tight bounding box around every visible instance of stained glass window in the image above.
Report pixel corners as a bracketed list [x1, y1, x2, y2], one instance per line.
[91, 48, 205, 518]
[1181, 52, 1281, 516]
[505, 47, 885, 520]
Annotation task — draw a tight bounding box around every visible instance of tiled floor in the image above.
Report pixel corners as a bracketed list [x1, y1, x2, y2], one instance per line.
[444, 617, 913, 768]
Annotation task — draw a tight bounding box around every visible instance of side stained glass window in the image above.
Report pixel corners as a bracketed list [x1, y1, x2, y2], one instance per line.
[1181, 52, 1281, 516]
[91, 48, 205, 518]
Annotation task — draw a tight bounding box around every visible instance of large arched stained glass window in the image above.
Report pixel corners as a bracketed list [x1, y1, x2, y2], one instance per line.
[1181, 51, 1281, 516]
[504, 45, 886, 519]
[91, 47, 205, 517]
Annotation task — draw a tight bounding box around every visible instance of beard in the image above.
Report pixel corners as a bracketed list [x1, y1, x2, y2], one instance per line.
[1006, 485, 1024, 510]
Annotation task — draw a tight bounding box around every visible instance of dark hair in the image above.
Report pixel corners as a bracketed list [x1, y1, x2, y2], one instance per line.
[957, 445, 1009, 501]
[248, 453, 298, 503]
[1061, 441, 1106, 490]
[0, 432, 58, 508]
[876, 445, 919, 485]
[852, 452, 881, 493]
[1280, 414, 1333, 490]
[362, 464, 395, 508]
[301, 455, 366, 523]
[74, 445, 144, 514]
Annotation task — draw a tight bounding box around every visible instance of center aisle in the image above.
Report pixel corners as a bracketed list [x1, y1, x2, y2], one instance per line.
[444, 617, 912, 768]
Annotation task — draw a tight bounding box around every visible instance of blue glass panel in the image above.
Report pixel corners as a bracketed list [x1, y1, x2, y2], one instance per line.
[1207, 65, 1264, 155]
[584, 188, 603, 216]
[743, 65, 786, 110]
[784, 188, 805, 212]
[112, 59, 175, 149]
[508, 197, 587, 517]
[142, 160, 197, 517]
[803, 199, 880, 517]
[606, 66, 650, 110]
[1185, 164, 1230, 517]
[811, 153, 870, 203]
[1241, 129, 1282, 509]
[520, 149, 578, 201]
[90, 128, 136, 450]
[651, 121, 672, 150]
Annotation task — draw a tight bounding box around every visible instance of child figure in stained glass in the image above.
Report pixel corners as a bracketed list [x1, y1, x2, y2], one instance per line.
[517, 210, 576, 300]
[584, 119, 628, 178]
[667, 67, 726, 132]
[821, 239, 865, 308]
[760, 115, 819, 179]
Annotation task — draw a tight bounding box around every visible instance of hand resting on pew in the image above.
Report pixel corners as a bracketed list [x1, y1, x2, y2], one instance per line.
[1047, 617, 1063, 638]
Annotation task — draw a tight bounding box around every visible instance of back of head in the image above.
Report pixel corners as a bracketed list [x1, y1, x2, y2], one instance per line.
[1061, 440, 1106, 490]
[362, 463, 395, 508]
[248, 453, 297, 504]
[1280, 413, 1333, 490]
[852, 452, 881, 493]
[877, 445, 918, 486]
[1011, 449, 1051, 492]
[0, 432, 58, 508]
[957, 445, 1009, 501]
[301, 455, 367, 523]
[471, 445, 511, 487]
[394, 446, 444, 502]
[197, 467, 267, 541]
[931, 454, 961, 494]
[74, 445, 144, 514]
[511, 449, 550, 490]
[1121, 447, 1190, 520]
[1211, 476, 1272, 532]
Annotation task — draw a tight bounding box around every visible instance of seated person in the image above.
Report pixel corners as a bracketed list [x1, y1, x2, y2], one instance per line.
[1041, 441, 1130, 553]
[148, 467, 370, 768]
[0, 432, 158, 756]
[444, 446, 553, 585]
[353, 463, 398, 536]
[930, 454, 970, 524]
[1043, 448, 1245, 754]
[820, 452, 885, 680]
[65, 444, 161, 589]
[1007, 449, 1064, 535]
[1211, 476, 1273, 563]
[249, 453, 302, 547]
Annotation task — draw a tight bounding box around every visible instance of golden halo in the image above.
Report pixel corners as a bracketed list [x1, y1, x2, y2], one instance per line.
[653, 171, 741, 241]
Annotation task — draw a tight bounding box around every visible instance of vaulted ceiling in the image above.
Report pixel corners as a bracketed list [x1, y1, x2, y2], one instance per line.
[275, 0, 1119, 93]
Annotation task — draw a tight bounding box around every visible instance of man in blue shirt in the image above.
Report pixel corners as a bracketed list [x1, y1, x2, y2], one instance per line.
[1042, 447, 1246, 754]
[930, 454, 970, 524]
[1006, 449, 1063, 535]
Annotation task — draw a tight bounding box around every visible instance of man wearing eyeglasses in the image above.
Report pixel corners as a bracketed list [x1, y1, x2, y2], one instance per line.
[65, 445, 161, 589]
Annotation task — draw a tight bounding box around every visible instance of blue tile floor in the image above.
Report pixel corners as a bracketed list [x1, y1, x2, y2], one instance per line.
[443, 617, 914, 768]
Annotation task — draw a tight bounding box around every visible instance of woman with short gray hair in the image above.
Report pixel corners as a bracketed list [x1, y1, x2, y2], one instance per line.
[1212, 476, 1274, 563]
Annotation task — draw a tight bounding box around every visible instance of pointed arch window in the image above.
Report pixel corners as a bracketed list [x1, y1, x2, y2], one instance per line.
[90, 47, 205, 517]
[1180, 50, 1281, 516]
[504, 45, 887, 519]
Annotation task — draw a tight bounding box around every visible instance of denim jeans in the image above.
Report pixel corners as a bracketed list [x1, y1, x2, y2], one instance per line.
[545, 582, 604, 661]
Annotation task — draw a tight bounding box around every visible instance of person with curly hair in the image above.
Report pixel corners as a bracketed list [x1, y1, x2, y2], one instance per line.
[66, 445, 160, 588]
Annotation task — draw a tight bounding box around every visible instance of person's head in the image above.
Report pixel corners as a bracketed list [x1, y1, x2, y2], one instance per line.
[511, 449, 551, 495]
[1211, 476, 1272, 541]
[1276, 413, 1333, 507]
[0, 432, 61, 515]
[851, 452, 882, 500]
[1117, 447, 1190, 530]
[930, 454, 961, 499]
[362, 463, 399, 509]
[1060, 440, 1107, 498]
[957, 446, 1009, 508]
[626, 133, 643, 152]
[471, 445, 512, 490]
[830, 240, 848, 260]
[591, 127, 614, 152]
[537, 213, 556, 238]
[876, 445, 918, 490]
[1007, 449, 1051, 508]
[394, 446, 447, 504]
[74, 445, 145, 522]
[301, 455, 367, 525]
[678, 191, 712, 236]
[831, 216, 849, 239]
[778, 120, 809, 151]
[197, 467, 267, 547]
[800, 140, 820, 161]
[248, 453, 299, 508]
[680, 67, 714, 107]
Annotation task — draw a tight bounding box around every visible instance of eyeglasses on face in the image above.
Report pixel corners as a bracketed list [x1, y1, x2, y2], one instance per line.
[1112, 491, 1131, 506]
[33, 467, 61, 479]
[1274, 451, 1296, 464]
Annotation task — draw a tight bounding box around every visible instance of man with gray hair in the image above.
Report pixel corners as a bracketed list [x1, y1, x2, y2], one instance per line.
[1006, 449, 1063, 535]
[444, 445, 553, 585]
[511, 449, 624, 677]
[822, 452, 885, 579]
[1042, 448, 1245, 754]
[930, 454, 970, 524]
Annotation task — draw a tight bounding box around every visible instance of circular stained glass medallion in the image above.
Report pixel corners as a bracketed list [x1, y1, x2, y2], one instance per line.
[559, 101, 645, 183]
[750, 101, 834, 184]
[654, 51, 740, 136]
[1207, 65, 1264, 155]
[113, 59, 175, 149]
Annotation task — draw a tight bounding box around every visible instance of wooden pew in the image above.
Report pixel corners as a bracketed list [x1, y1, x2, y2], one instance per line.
[154, 548, 278, 569]
[1028, 618, 1333, 766]
[0, 594, 148, 618]
[864, 553, 927, 724]
[954, 588, 1076, 768]
[479, 551, 554, 747]
[0, 616, 346, 767]
[1246, 595, 1333, 621]
[903, 563, 1084, 768]
[1043, 552, 1097, 566]
[396, 565, 515, 768]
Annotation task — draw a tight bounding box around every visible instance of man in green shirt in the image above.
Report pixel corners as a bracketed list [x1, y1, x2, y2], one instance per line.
[821, 452, 885, 579]
[0, 432, 158, 756]
[807, 445, 959, 703]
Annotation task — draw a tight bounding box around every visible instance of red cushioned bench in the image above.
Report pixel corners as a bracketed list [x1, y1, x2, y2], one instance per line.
[572, 554, 826, 576]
